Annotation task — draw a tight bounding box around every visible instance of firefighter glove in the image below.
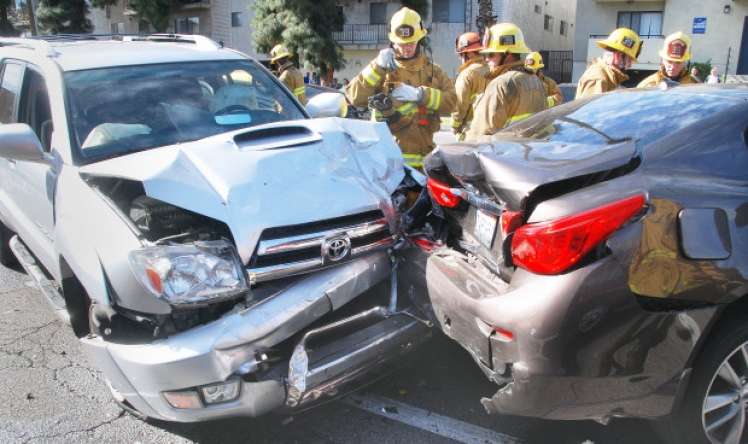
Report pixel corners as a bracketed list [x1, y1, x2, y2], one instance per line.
[375, 48, 397, 71]
[392, 84, 423, 103]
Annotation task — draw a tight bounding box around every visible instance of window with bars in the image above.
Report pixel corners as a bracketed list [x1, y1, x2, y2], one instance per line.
[560, 20, 567, 36]
[544, 14, 553, 32]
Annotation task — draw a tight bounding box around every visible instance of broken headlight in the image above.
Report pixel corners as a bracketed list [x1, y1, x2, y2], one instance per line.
[129, 240, 248, 305]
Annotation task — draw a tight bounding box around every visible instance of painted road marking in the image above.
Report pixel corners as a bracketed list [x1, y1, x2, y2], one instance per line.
[342, 394, 522, 444]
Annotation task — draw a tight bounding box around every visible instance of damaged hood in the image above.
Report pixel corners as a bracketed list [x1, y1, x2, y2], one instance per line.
[79, 118, 405, 262]
[425, 139, 639, 210]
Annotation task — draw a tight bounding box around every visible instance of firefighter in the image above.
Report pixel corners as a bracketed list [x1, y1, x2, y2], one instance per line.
[575, 28, 642, 99]
[525, 52, 563, 107]
[464, 23, 546, 142]
[637, 32, 699, 88]
[345, 7, 456, 169]
[451, 32, 489, 140]
[270, 44, 307, 105]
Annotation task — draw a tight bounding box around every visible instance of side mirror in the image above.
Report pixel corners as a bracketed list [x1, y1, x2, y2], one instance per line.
[306, 92, 348, 119]
[0, 124, 48, 163]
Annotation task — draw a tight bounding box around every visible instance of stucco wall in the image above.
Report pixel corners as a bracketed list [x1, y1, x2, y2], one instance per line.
[503, 0, 576, 52]
[572, 0, 747, 81]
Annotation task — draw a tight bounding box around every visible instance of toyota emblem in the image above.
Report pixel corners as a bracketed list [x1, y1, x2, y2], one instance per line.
[323, 236, 351, 262]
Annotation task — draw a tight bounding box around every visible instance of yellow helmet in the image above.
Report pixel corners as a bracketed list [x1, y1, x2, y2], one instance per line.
[659, 31, 691, 63]
[270, 44, 292, 63]
[480, 23, 531, 54]
[524, 51, 544, 72]
[596, 28, 643, 62]
[389, 7, 427, 44]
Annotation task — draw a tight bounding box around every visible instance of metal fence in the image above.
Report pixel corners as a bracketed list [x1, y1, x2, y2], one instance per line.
[332, 24, 389, 45]
[539, 50, 573, 84]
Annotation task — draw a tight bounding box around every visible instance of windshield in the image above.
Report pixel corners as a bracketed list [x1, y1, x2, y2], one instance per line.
[502, 90, 737, 145]
[65, 60, 306, 161]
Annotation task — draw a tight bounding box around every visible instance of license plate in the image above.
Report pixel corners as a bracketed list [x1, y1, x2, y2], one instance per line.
[474, 210, 497, 248]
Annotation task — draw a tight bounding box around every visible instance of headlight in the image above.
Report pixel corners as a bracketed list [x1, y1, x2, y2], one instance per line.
[129, 240, 248, 305]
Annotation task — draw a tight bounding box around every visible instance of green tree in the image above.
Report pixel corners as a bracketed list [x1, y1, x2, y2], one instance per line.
[253, 0, 345, 77]
[37, 0, 92, 33]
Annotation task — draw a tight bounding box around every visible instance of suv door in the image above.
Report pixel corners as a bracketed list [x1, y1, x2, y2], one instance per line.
[7, 64, 57, 273]
[0, 61, 26, 233]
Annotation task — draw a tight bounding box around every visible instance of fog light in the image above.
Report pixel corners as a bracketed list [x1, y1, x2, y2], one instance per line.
[200, 380, 241, 405]
[163, 390, 202, 409]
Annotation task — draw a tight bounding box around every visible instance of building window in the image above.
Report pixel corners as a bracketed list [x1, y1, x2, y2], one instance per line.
[544, 14, 553, 32]
[231, 12, 242, 27]
[534, 4, 541, 14]
[617, 11, 663, 37]
[175, 17, 200, 34]
[370, 2, 387, 25]
[110, 22, 125, 34]
[433, 0, 466, 23]
[560, 20, 567, 36]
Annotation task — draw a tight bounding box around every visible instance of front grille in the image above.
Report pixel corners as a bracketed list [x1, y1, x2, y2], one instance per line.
[248, 210, 395, 283]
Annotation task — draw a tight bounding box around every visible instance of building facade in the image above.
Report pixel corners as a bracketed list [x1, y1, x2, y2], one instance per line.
[90, 0, 260, 58]
[572, 0, 748, 82]
[91, 0, 575, 81]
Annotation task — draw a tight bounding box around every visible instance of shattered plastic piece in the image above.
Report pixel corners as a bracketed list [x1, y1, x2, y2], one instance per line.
[286, 344, 309, 407]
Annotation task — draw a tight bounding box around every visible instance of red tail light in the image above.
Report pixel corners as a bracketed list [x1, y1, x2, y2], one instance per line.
[511, 194, 646, 275]
[427, 178, 461, 208]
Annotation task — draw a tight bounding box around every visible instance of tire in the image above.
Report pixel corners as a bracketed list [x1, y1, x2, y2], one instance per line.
[666, 316, 748, 444]
[0, 221, 17, 267]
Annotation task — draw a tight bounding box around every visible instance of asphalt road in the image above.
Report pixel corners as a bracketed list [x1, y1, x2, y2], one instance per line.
[0, 264, 665, 444]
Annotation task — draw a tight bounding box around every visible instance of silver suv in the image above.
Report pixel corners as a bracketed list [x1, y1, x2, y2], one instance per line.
[0, 34, 430, 422]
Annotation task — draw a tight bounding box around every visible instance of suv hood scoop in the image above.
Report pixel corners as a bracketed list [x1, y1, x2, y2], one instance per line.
[425, 139, 639, 210]
[80, 118, 404, 263]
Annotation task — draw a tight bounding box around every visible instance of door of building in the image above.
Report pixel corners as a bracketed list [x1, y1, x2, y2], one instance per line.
[738, 16, 748, 75]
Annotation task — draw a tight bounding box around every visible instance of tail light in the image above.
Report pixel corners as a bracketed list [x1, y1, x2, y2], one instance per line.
[427, 178, 461, 208]
[511, 194, 646, 275]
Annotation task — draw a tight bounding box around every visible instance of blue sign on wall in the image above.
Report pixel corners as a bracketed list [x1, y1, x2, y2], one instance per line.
[693, 17, 707, 34]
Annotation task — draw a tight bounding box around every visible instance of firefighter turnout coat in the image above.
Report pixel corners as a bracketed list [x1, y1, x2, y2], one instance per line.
[346, 54, 456, 168]
[464, 61, 547, 142]
[637, 67, 700, 88]
[277, 62, 307, 105]
[451, 59, 489, 139]
[539, 72, 563, 107]
[575, 59, 629, 99]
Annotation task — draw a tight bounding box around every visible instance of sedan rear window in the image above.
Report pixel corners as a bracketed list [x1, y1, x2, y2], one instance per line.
[65, 60, 306, 161]
[503, 90, 738, 146]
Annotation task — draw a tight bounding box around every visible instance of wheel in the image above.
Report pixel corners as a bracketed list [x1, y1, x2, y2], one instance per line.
[0, 221, 17, 267]
[667, 316, 748, 444]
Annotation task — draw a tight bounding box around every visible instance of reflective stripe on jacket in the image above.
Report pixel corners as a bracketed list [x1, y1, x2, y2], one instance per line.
[539, 73, 563, 107]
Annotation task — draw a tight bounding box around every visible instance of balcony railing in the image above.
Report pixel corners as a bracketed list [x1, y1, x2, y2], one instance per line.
[333, 24, 389, 45]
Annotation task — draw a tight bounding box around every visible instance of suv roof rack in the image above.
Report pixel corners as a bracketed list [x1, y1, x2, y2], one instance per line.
[0, 37, 57, 56]
[124, 33, 223, 50]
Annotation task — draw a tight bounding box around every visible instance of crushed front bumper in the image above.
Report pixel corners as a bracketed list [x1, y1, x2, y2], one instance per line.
[81, 251, 430, 422]
[426, 247, 719, 422]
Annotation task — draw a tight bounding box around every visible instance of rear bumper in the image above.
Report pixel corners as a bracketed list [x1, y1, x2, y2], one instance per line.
[82, 251, 430, 422]
[426, 247, 718, 422]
